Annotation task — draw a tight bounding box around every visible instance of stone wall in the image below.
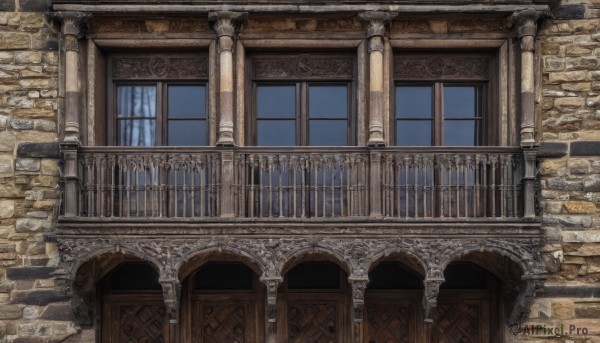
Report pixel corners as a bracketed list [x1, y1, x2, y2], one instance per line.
[533, 0, 600, 341]
[0, 1, 78, 342]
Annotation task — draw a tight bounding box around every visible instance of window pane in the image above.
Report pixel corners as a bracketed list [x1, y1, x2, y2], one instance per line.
[117, 86, 156, 118]
[444, 120, 478, 146]
[257, 85, 296, 118]
[444, 86, 477, 118]
[257, 120, 296, 146]
[309, 120, 347, 146]
[168, 85, 206, 118]
[168, 120, 206, 146]
[396, 120, 432, 146]
[395, 86, 432, 118]
[309, 85, 348, 118]
[118, 119, 156, 146]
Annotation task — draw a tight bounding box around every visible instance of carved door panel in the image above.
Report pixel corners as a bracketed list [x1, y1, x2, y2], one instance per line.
[364, 296, 419, 343]
[430, 297, 490, 343]
[103, 299, 171, 343]
[192, 299, 257, 343]
[280, 294, 345, 343]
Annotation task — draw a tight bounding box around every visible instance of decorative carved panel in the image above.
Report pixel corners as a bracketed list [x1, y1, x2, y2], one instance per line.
[252, 55, 354, 79]
[112, 56, 209, 79]
[393, 55, 489, 80]
[288, 302, 338, 343]
[366, 302, 411, 343]
[430, 302, 483, 343]
[193, 301, 256, 343]
[119, 305, 167, 343]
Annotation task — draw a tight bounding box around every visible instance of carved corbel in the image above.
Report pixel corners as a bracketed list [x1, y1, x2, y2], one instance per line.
[260, 275, 283, 323]
[49, 11, 92, 40]
[508, 8, 551, 43]
[423, 278, 444, 323]
[159, 269, 181, 324]
[349, 275, 369, 322]
[508, 276, 545, 326]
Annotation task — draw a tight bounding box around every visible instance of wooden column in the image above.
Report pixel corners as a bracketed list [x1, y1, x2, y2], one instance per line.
[509, 9, 549, 218]
[51, 12, 91, 217]
[209, 11, 247, 147]
[359, 11, 397, 147]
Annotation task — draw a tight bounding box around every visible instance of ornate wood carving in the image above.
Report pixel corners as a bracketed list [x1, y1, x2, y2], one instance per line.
[393, 56, 489, 80]
[119, 305, 167, 343]
[112, 56, 209, 79]
[288, 302, 338, 343]
[252, 55, 354, 79]
[430, 302, 482, 343]
[201, 304, 248, 343]
[366, 303, 411, 343]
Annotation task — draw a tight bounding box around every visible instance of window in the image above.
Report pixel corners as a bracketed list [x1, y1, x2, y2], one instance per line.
[108, 53, 209, 146]
[393, 53, 492, 146]
[249, 53, 355, 146]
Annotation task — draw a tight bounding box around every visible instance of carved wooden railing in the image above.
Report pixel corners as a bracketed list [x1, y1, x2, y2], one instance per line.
[232, 148, 369, 218]
[68, 147, 524, 220]
[77, 147, 221, 218]
[380, 148, 523, 218]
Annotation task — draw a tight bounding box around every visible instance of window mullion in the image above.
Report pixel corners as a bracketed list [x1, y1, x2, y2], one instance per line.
[299, 82, 306, 146]
[434, 82, 444, 146]
[157, 82, 165, 146]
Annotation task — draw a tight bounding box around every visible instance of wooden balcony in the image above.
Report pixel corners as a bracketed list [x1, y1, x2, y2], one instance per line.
[65, 146, 525, 221]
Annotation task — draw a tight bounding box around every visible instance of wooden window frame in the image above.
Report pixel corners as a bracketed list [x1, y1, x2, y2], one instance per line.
[106, 52, 210, 147]
[246, 52, 357, 147]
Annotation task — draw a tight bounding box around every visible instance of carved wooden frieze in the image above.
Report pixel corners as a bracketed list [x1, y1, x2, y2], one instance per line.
[252, 55, 354, 79]
[393, 55, 489, 80]
[112, 56, 209, 79]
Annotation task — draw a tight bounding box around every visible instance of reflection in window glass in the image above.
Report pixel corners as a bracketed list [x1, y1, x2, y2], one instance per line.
[117, 86, 156, 118]
[396, 120, 432, 146]
[444, 120, 477, 146]
[168, 85, 206, 118]
[396, 86, 432, 118]
[257, 85, 296, 118]
[309, 85, 348, 118]
[444, 86, 477, 118]
[257, 120, 296, 146]
[309, 120, 347, 146]
[168, 120, 206, 146]
[118, 120, 156, 146]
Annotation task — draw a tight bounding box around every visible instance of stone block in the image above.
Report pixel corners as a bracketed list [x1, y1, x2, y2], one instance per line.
[561, 82, 591, 92]
[14, 52, 42, 65]
[549, 71, 587, 83]
[33, 119, 56, 132]
[554, 97, 585, 110]
[568, 159, 590, 175]
[571, 141, 600, 156]
[15, 158, 40, 172]
[543, 214, 592, 228]
[543, 57, 565, 72]
[538, 142, 568, 158]
[0, 200, 14, 219]
[539, 159, 567, 176]
[10, 289, 69, 306]
[39, 303, 75, 321]
[0, 1, 15, 11]
[0, 33, 30, 50]
[553, 4, 586, 19]
[17, 142, 60, 158]
[575, 304, 600, 318]
[0, 304, 23, 320]
[584, 174, 600, 191]
[19, 0, 49, 11]
[563, 230, 600, 243]
[6, 267, 55, 281]
[10, 119, 33, 130]
[566, 57, 600, 71]
[587, 95, 600, 109]
[563, 201, 597, 214]
[15, 218, 51, 233]
[41, 159, 58, 176]
[552, 299, 575, 319]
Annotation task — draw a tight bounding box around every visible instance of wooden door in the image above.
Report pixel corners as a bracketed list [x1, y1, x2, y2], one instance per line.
[430, 294, 491, 343]
[364, 292, 422, 343]
[191, 296, 258, 343]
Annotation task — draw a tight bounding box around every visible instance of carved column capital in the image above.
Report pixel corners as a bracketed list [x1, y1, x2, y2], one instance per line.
[349, 275, 369, 322]
[208, 11, 247, 38]
[260, 275, 283, 323]
[49, 11, 92, 39]
[423, 278, 444, 323]
[508, 9, 551, 48]
[358, 11, 398, 38]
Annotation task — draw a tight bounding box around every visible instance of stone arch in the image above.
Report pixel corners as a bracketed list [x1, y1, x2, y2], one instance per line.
[438, 242, 532, 277]
[367, 249, 428, 278]
[278, 245, 352, 276]
[177, 249, 265, 282]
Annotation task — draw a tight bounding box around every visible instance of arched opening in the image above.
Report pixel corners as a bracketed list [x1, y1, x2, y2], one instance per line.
[365, 260, 424, 343]
[181, 260, 263, 343]
[279, 260, 349, 343]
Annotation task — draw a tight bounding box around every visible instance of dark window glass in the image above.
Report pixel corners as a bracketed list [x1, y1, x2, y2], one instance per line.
[287, 262, 340, 289]
[309, 85, 348, 118]
[257, 85, 296, 118]
[194, 262, 254, 290]
[309, 120, 347, 146]
[257, 120, 296, 146]
[441, 263, 488, 289]
[118, 119, 156, 146]
[168, 120, 206, 146]
[110, 263, 161, 290]
[368, 262, 423, 289]
[396, 120, 432, 146]
[117, 86, 157, 118]
[168, 85, 206, 118]
[444, 86, 477, 118]
[444, 120, 477, 146]
[396, 86, 432, 118]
